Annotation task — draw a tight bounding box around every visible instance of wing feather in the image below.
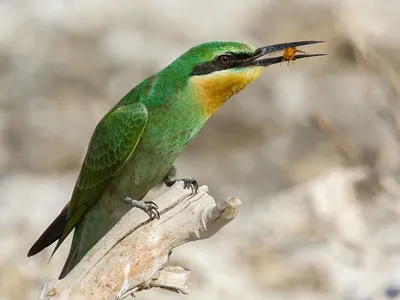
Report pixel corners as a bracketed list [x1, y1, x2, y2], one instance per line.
[50, 102, 148, 257]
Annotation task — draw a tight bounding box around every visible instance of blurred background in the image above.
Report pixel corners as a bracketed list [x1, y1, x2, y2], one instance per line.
[1, 0, 400, 299]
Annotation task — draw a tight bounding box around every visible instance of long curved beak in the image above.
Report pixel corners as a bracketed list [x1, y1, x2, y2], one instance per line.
[243, 40, 326, 67]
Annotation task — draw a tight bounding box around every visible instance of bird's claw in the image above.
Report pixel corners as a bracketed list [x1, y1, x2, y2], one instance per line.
[164, 177, 199, 194]
[123, 197, 160, 220]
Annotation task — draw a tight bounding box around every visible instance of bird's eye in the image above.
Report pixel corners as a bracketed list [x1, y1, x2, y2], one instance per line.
[217, 55, 233, 65]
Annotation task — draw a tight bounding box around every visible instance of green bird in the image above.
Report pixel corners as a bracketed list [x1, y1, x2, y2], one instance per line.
[27, 40, 325, 279]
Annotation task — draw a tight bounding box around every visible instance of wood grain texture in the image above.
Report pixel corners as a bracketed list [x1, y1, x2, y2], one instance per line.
[39, 182, 241, 300]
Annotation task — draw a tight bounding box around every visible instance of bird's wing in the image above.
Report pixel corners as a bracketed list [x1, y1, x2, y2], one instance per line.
[51, 102, 148, 256]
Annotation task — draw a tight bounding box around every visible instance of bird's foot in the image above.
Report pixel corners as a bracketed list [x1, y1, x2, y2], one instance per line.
[123, 197, 160, 220]
[164, 177, 199, 194]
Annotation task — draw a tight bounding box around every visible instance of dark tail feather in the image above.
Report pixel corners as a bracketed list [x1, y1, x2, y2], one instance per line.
[27, 205, 68, 257]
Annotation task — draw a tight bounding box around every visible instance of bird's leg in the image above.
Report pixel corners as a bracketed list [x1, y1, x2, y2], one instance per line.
[163, 165, 199, 194]
[123, 197, 160, 220]
[164, 176, 199, 194]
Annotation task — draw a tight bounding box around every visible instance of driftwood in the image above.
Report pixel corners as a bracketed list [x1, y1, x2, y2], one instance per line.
[39, 183, 241, 300]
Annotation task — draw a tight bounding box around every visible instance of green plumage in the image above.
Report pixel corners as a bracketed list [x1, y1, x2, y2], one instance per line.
[28, 41, 259, 278]
[52, 103, 148, 258]
[58, 70, 206, 277]
[28, 40, 324, 279]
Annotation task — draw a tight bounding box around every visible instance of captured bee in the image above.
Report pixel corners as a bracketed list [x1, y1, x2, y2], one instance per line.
[281, 47, 305, 66]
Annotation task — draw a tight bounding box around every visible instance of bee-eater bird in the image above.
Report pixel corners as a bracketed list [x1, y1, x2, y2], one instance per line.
[27, 40, 325, 279]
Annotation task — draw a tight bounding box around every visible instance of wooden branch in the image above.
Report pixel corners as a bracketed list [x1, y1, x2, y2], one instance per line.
[39, 183, 241, 300]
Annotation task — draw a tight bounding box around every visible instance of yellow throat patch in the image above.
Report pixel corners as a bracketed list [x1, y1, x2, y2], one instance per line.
[190, 67, 263, 117]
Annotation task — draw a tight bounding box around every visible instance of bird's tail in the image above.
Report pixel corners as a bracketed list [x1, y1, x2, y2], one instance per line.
[27, 204, 69, 257]
[58, 231, 82, 279]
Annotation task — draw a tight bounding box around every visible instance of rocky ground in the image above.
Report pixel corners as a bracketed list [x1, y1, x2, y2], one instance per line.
[1, 0, 400, 299]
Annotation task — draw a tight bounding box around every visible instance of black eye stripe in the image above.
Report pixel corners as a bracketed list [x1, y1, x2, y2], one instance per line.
[190, 52, 254, 76]
[227, 52, 254, 60]
[190, 61, 228, 76]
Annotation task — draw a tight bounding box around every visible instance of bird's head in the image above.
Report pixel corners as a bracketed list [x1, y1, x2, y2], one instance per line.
[169, 41, 324, 117]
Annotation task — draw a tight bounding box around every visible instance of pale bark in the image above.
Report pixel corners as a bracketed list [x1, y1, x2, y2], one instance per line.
[39, 183, 241, 300]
